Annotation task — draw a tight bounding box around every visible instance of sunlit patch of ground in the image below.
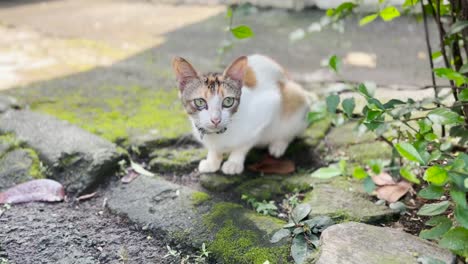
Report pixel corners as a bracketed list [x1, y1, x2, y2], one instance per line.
[0, 2, 224, 90]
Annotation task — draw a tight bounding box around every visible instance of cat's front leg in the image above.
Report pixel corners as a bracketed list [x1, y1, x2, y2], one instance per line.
[198, 150, 223, 173]
[222, 146, 251, 175]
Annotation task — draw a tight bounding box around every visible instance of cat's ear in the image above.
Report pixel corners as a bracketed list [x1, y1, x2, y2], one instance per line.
[223, 56, 248, 84]
[172, 56, 198, 91]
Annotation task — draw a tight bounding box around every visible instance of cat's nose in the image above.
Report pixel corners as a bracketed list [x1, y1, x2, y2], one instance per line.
[211, 117, 221, 126]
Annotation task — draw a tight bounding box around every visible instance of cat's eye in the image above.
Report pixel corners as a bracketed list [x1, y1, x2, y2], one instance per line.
[222, 97, 235, 108]
[193, 98, 207, 109]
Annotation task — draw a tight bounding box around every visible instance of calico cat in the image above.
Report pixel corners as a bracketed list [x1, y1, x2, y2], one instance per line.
[172, 54, 309, 175]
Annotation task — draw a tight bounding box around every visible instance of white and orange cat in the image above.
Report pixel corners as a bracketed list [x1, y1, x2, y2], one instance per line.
[172, 54, 309, 175]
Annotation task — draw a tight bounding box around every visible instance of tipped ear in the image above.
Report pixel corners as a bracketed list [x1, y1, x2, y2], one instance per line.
[172, 56, 198, 91]
[223, 56, 248, 83]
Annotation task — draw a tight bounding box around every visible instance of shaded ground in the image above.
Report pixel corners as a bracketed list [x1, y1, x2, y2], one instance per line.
[0, 190, 173, 264]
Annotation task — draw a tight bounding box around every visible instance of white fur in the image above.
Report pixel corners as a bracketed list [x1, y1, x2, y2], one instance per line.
[193, 54, 310, 174]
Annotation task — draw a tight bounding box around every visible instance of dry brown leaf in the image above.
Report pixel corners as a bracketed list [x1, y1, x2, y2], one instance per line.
[375, 180, 413, 203]
[247, 156, 295, 174]
[77, 192, 97, 201]
[121, 170, 139, 184]
[0, 179, 65, 204]
[371, 172, 396, 186]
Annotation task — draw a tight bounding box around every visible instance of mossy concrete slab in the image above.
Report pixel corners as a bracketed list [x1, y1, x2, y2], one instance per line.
[0, 148, 44, 191]
[303, 177, 396, 223]
[0, 110, 122, 194]
[107, 176, 290, 264]
[315, 222, 456, 264]
[149, 146, 206, 173]
[200, 172, 315, 201]
[326, 122, 376, 147]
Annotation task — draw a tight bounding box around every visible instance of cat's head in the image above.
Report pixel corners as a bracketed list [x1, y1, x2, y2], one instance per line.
[172, 56, 248, 134]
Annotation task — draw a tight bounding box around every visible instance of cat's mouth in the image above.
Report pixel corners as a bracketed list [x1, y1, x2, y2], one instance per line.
[196, 126, 227, 138]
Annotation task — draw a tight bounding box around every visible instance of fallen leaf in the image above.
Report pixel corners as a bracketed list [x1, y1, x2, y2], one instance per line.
[0, 179, 65, 204]
[376, 180, 413, 203]
[121, 170, 139, 183]
[371, 172, 396, 186]
[77, 192, 97, 201]
[248, 156, 295, 174]
[343, 52, 377, 68]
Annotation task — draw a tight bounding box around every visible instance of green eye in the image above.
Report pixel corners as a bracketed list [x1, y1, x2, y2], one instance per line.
[222, 97, 235, 108]
[193, 98, 207, 109]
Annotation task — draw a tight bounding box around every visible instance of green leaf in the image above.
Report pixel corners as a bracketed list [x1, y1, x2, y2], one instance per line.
[403, 0, 419, 8]
[326, 94, 340, 113]
[338, 160, 347, 175]
[292, 204, 312, 223]
[311, 166, 342, 179]
[363, 176, 376, 194]
[357, 83, 371, 98]
[419, 216, 452, 240]
[434, 68, 467, 87]
[449, 21, 468, 35]
[226, 6, 233, 18]
[307, 111, 327, 124]
[328, 55, 341, 73]
[342, 98, 355, 117]
[424, 166, 448, 186]
[360, 14, 378, 26]
[459, 89, 468, 102]
[270, 229, 291, 243]
[439, 227, 468, 252]
[383, 99, 405, 109]
[449, 171, 468, 192]
[428, 108, 464, 125]
[379, 6, 401, 21]
[451, 189, 467, 209]
[418, 119, 433, 134]
[418, 185, 444, 200]
[417, 201, 450, 216]
[424, 133, 437, 141]
[231, 25, 254, 39]
[400, 167, 420, 184]
[431, 51, 442, 59]
[455, 204, 468, 229]
[395, 142, 426, 165]
[353, 167, 368, 180]
[291, 234, 312, 264]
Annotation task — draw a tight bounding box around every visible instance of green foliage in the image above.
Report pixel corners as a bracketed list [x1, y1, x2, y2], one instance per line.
[231, 25, 254, 39]
[328, 55, 341, 73]
[242, 195, 278, 216]
[271, 204, 334, 264]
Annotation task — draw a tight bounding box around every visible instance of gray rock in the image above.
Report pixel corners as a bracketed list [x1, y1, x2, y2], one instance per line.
[107, 176, 290, 263]
[0, 149, 37, 190]
[315, 222, 456, 264]
[0, 96, 18, 113]
[0, 110, 122, 193]
[303, 177, 396, 223]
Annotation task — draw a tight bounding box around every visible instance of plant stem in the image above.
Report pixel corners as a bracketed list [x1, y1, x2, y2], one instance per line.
[427, 0, 459, 101]
[421, 0, 445, 136]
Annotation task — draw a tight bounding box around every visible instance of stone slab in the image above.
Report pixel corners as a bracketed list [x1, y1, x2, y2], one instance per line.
[315, 222, 456, 264]
[107, 176, 290, 263]
[0, 110, 122, 193]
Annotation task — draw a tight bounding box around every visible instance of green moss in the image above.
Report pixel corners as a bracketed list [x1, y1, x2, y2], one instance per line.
[204, 203, 289, 264]
[235, 174, 313, 201]
[0, 134, 21, 157]
[200, 173, 245, 192]
[149, 147, 206, 172]
[30, 86, 190, 145]
[191, 191, 211, 206]
[23, 148, 45, 179]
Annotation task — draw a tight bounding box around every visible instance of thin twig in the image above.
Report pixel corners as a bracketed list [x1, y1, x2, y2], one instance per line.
[421, 0, 445, 136]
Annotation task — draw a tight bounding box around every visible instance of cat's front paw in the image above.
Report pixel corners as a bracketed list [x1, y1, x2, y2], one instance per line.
[198, 159, 220, 173]
[221, 160, 244, 175]
[269, 141, 289, 158]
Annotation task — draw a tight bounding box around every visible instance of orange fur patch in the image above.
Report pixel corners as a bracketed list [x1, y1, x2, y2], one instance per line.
[279, 80, 308, 117]
[243, 66, 257, 88]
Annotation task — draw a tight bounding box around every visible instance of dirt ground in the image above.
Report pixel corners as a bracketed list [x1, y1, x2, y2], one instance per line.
[0, 187, 175, 264]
